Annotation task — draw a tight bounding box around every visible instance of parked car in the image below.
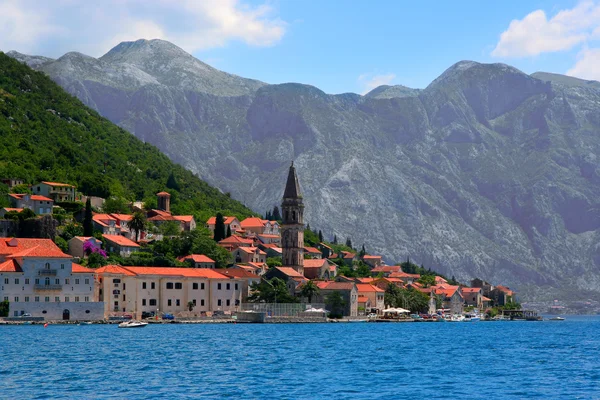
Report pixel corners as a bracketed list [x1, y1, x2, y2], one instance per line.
[122, 314, 133, 320]
[21, 313, 32, 318]
[161, 313, 175, 320]
[141, 311, 155, 319]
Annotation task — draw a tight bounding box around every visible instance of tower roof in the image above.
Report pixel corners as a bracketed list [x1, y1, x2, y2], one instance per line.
[283, 162, 302, 199]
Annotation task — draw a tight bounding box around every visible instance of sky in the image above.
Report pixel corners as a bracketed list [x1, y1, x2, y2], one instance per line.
[1, 0, 599, 94]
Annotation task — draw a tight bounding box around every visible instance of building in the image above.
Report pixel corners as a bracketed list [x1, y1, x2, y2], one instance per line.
[312, 281, 358, 317]
[1, 178, 24, 189]
[8, 194, 53, 214]
[92, 214, 119, 235]
[0, 207, 23, 218]
[218, 234, 254, 251]
[157, 191, 171, 213]
[281, 162, 304, 275]
[32, 181, 76, 203]
[219, 268, 261, 301]
[461, 287, 483, 308]
[355, 283, 385, 312]
[206, 216, 241, 237]
[95, 265, 243, 318]
[303, 259, 335, 280]
[0, 238, 103, 320]
[231, 247, 267, 264]
[102, 234, 140, 257]
[67, 236, 102, 259]
[362, 255, 383, 268]
[303, 247, 322, 259]
[433, 284, 464, 315]
[179, 254, 216, 269]
[264, 266, 307, 295]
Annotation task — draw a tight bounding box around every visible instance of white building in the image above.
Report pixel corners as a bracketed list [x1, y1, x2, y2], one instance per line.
[95, 265, 244, 318]
[0, 238, 103, 320]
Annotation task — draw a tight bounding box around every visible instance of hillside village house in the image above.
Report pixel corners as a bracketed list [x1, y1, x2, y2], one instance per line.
[0, 238, 103, 320]
[9, 194, 53, 215]
[264, 267, 307, 295]
[362, 255, 383, 268]
[220, 268, 261, 301]
[1, 178, 24, 189]
[355, 283, 385, 312]
[311, 281, 358, 317]
[102, 234, 140, 257]
[231, 247, 267, 264]
[218, 235, 254, 251]
[94, 265, 243, 318]
[92, 214, 120, 236]
[67, 236, 102, 259]
[303, 247, 322, 259]
[303, 258, 335, 280]
[239, 217, 280, 236]
[32, 181, 76, 203]
[461, 287, 483, 308]
[206, 216, 241, 236]
[0, 208, 23, 218]
[179, 254, 216, 269]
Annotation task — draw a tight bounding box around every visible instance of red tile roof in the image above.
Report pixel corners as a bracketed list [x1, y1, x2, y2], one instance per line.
[174, 215, 194, 223]
[93, 213, 116, 222]
[219, 236, 254, 245]
[356, 283, 385, 293]
[95, 265, 137, 276]
[156, 191, 171, 196]
[71, 263, 95, 273]
[220, 268, 259, 278]
[0, 259, 22, 272]
[240, 217, 266, 229]
[321, 281, 355, 291]
[304, 247, 321, 254]
[2, 208, 23, 213]
[389, 271, 421, 279]
[0, 238, 70, 258]
[372, 265, 402, 273]
[461, 287, 482, 293]
[275, 267, 305, 278]
[41, 181, 74, 187]
[362, 255, 382, 260]
[341, 251, 356, 259]
[102, 234, 140, 247]
[206, 216, 239, 225]
[9, 193, 52, 202]
[357, 296, 369, 303]
[99, 266, 232, 279]
[303, 259, 328, 268]
[110, 214, 133, 222]
[151, 209, 172, 217]
[482, 296, 492, 301]
[180, 254, 215, 263]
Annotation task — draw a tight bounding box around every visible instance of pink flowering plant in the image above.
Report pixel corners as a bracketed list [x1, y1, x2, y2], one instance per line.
[83, 239, 107, 258]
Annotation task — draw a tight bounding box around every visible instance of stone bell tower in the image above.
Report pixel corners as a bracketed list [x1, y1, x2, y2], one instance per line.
[281, 162, 305, 276]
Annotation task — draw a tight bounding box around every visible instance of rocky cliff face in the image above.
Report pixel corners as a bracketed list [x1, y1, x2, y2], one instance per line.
[9, 40, 600, 300]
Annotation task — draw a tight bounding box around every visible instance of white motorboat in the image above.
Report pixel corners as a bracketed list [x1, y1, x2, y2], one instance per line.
[548, 316, 565, 321]
[118, 320, 148, 328]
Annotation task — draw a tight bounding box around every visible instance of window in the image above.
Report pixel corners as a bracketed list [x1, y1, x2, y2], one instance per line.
[14, 296, 19, 302]
[235, 283, 238, 290]
[151, 282, 155, 290]
[142, 282, 147, 289]
[142, 299, 146, 306]
[200, 299, 205, 306]
[55, 296, 60, 302]
[14, 311, 18, 317]
[166, 282, 174, 289]
[217, 299, 222, 306]
[85, 296, 89, 302]
[45, 277, 50, 286]
[176, 299, 180, 306]
[75, 296, 80, 302]
[35, 296, 39, 302]
[201, 283, 205, 290]
[45, 297, 50, 302]
[149, 299, 157, 306]
[3, 296, 8, 301]
[175, 283, 182, 289]
[14, 278, 19, 284]
[192, 299, 196, 306]
[168, 299, 172, 306]
[4, 278, 8, 284]
[218, 283, 222, 290]
[45, 263, 50, 269]
[55, 279, 60, 285]
[85, 279, 90, 285]
[226, 299, 230, 306]
[226, 283, 230, 290]
[75, 279, 80, 284]
[64, 297, 69, 302]
[192, 283, 198, 290]
[35, 278, 40, 285]
[113, 279, 121, 283]
[123, 294, 126, 301]
[61, 264, 65, 269]
[65, 278, 70, 284]
[24, 297, 29, 302]
[25, 278, 29, 284]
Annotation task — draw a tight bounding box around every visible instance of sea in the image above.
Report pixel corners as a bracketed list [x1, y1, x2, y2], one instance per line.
[2, 317, 600, 399]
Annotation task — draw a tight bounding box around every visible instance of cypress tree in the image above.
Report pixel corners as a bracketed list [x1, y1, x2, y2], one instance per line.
[214, 213, 226, 242]
[345, 237, 352, 248]
[226, 225, 232, 238]
[272, 206, 281, 221]
[166, 171, 180, 191]
[318, 230, 323, 243]
[359, 244, 366, 257]
[333, 235, 338, 244]
[83, 198, 93, 237]
[306, 223, 311, 231]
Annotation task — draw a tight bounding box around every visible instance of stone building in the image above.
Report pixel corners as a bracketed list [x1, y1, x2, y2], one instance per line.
[281, 162, 304, 275]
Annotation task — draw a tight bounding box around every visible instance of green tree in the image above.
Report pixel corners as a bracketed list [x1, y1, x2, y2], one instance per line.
[129, 211, 147, 242]
[325, 291, 345, 319]
[103, 197, 130, 214]
[0, 300, 8, 317]
[166, 171, 180, 191]
[54, 236, 68, 253]
[272, 206, 281, 221]
[187, 301, 195, 312]
[355, 261, 371, 277]
[86, 251, 108, 269]
[248, 278, 298, 303]
[214, 212, 226, 242]
[10, 184, 31, 194]
[318, 230, 323, 243]
[359, 244, 366, 258]
[60, 222, 83, 241]
[417, 274, 436, 288]
[345, 237, 352, 248]
[300, 280, 320, 303]
[333, 235, 338, 245]
[83, 198, 93, 237]
[266, 257, 282, 268]
[159, 220, 181, 237]
[226, 225, 232, 238]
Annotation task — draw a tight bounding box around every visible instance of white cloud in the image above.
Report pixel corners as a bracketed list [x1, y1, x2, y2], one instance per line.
[567, 48, 600, 80]
[358, 73, 396, 95]
[492, 1, 600, 58]
[0, 0, 286, 57]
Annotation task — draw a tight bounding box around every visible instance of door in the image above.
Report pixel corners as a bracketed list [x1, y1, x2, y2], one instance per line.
[62, 309, 70, 320]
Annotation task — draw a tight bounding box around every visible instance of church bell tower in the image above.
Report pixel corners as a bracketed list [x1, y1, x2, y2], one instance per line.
[281, 162, 304, 276]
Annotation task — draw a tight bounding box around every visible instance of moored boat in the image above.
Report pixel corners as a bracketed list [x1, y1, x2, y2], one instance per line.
[548, 316, 565, 321]
[118, 320, 148, 328]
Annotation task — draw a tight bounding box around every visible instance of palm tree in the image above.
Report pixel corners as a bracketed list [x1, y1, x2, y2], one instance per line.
[187, 301, 195, 312]
[129, 211, 147, 242]
[300, 280, 320, 303]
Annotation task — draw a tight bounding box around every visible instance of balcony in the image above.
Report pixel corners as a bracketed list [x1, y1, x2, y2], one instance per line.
[34, 284, 62, 291]
[38, 269, 57, 276]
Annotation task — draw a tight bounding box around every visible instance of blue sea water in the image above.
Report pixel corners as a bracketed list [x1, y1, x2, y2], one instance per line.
[2, 317, 600, 399]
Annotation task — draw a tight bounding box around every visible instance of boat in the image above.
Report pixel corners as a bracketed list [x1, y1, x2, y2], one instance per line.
[548, 316, 565, 321]
[79, 321, 93, 325]
[118, 320, 148, 328]
[463, 313, 481, 322]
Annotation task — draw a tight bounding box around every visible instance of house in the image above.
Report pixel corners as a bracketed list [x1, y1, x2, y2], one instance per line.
[262, 220, 280, 235]
[1, 178, 24, 189]
[179, 254, 216, 269]
[92, 214, 119, 235]
[32, 181, 76, 203]
[264, 267, 307, 295]
[258, 243, 283, 258]
[0, 207, 23, 218]
[102, 234, 140, 258]
[489, 285, 514, 306]
[240, 217, 268, 236]
[219, 268, 261, 301]
[317, 243, 333, 259]
[311, 281, 358, 317]
[257, 233, 281, 246]
[357, 296, 371, 315]
[109, 214, 134, 238]
[0, 237, 103, 320]
[173, 215, 196, 231]
[218, 235, 254, 251]
[9, 194, 54, 214]
[147, 213, 196, 233]
[433, 284, 464, 315]
[231, 247, 267, 264]
[206, 216, 241, 236]
[356, 283, 385, 313]
[303, 247, 322, 259]
[232, 262, 268, 276]
[80, 195, 105, 210]
[362, 255, 383, 268]
[388, 271, 421, 284]
[371, 265, 402, 277]
[435, 276, 448, 285]
[67, 236, 102, 259]
[95, 265, 243, 318]
[303, 258, 335, 280]
[461, 287, 483, 308]
[339, 251, 357, 266]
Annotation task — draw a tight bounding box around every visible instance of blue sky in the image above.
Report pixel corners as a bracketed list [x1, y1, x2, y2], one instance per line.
[1, 0, 599, 94]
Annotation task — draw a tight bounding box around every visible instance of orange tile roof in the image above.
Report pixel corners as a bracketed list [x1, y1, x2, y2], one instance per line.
[372, 265, 401, 273]
[237, 247, 266, 255]
[0, 259, 22, 272]
[93, 213, 116, 221]
[362, 255, 382, 259]
[247, 262, 266, 269]
[321, 281, 355, 291]
[0, 238, 70, 258]
[71, 263, 95, 273]
[95, 265, 137, 276]
[10, 193, 53, 202]
[102, 234, 140, 247]
[124, 266, 230, 279]
[110, 214, 133, 221]
[2, 208, 23, 213]
[275, 267, 305, 278]
[207, 216, 237, 225]
[303, 259, 328, 268]
[41, 181, 74, 187]
[304, 247, 321, 253]
[356, 283, 385, 293]
[496, 285, 514, 295]
[357, 296, 369, 303]
[220, 268, 259, 278]
[219, 236, 254, 245]
[156, 191, 171, 196]
[341, 251, 356, 259]
[240, 217, 266, 229]
[180, 254, 215, 263]
[258, 233, 280, 239]
[435, 276, 448, 283]
[389, 271, 421, 279]
[482, 296, 492, 301]
[151, 209, 172, 217]
[173, 215, 194, 223]
[356, 277, 376, 283]
[461, 287, 482, 293]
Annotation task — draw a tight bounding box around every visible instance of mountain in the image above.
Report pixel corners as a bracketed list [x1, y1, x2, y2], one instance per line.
[10, 40, 600, 301]
[0, 52, 255, 223]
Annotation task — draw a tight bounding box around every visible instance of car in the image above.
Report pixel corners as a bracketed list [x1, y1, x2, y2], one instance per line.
[21, 313, 32, 318]
[161, 313, 175, 320]
[141, 311, 155, 319]
[212, 310, 225, 317]
[122, 314, 133, 320]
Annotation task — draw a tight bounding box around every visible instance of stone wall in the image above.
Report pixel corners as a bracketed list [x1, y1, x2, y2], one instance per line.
[9, 301, 104, 321]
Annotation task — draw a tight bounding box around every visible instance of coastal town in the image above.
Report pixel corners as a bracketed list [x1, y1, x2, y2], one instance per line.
[0, 166, 526, 324]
